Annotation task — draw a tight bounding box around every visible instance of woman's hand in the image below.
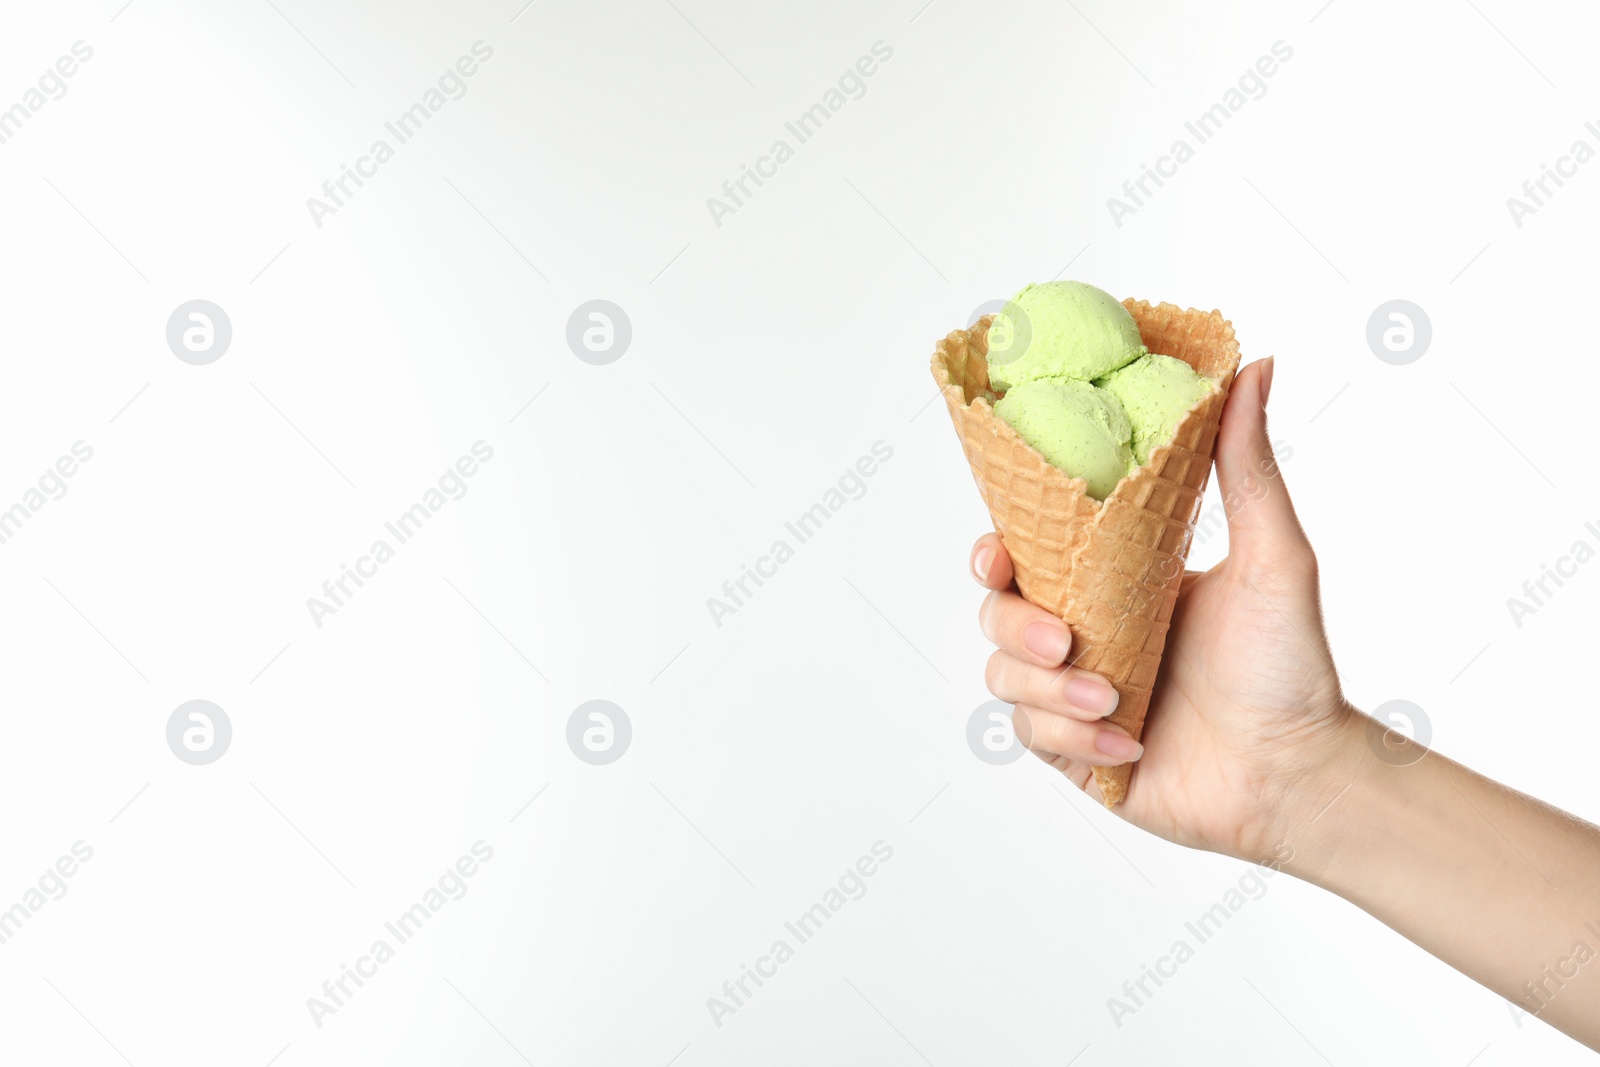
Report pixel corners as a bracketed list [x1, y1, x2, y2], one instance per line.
[971, 359, 1352, 862]
[973, 357, 1600, 1048]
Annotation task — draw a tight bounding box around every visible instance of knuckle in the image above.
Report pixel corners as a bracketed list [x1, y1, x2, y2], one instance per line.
[1015, 707, 1052, 752]
[1009, 705, 1031, 749]
[983, 650, 1008, 695]
[1277, 544, 1319, 585]
[977, 590, 997, 640]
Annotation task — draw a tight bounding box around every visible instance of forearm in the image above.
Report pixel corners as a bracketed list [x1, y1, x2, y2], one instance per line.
[1279, 709, 1600, 1048]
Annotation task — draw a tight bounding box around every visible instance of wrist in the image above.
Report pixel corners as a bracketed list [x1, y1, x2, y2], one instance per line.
[1248, 702, 1374, 876]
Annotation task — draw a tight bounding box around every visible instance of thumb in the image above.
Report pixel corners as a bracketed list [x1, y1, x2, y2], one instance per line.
[1212, 358, 1309, 567]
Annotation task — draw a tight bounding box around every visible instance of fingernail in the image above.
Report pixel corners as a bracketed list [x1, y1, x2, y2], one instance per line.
[1259, 357, 1275, 407]
[1094, 729, 1143, 762]
[1063, 673, 1119, 717]
[972, 545, 994, 583]
[1024, 622, 1069, 663]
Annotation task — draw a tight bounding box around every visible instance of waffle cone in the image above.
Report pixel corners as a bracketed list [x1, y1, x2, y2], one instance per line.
[932, 299, 1241, 807]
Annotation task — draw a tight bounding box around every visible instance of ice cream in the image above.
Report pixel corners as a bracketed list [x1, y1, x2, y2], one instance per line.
[986, 281, 1147, 392]
[984, 280, 1215, 501]
[994, 379, 1133, 501]
[1097, 353, 1215, 465]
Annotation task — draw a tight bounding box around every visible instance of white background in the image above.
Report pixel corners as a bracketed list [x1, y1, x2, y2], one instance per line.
[1, 0, 1597, 1063]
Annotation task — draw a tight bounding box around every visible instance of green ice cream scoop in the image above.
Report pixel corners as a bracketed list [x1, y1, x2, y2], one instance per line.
[994, 378, 1134, 501]
[986, 280, 1146, 392]
[1096, 353, 1215, 466]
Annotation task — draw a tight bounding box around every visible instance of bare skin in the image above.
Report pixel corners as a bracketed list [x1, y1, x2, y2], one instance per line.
[971, 358, 1600, 1049]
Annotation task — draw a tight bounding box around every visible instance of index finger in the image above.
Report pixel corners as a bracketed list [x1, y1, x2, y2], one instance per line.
[970, 532, 1014, 591]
